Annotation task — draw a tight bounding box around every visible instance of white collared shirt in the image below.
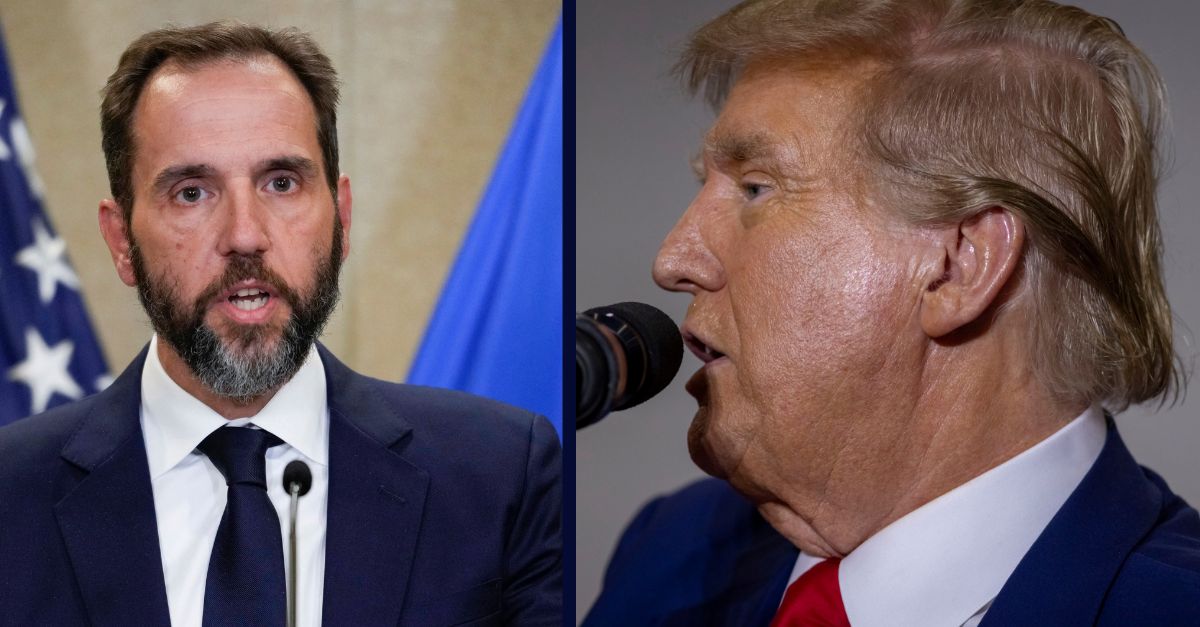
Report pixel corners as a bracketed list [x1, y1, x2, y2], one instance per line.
[784, 405, 1107, 627]
[140, 335, 329, 627]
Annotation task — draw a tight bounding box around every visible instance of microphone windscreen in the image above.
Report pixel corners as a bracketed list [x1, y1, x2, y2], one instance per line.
[283, 460, 313, 496]
[585, 301, 683, 410]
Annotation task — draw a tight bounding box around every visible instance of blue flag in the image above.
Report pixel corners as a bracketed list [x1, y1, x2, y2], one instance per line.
[0, 31, 109, 426]
[407, 18, 563, 436]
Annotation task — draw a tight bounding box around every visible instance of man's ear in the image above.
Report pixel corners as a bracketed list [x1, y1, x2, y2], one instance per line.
[336, 173, 352, 262]
[920, 207, 1024, 338]
[97, 199, 137, 287]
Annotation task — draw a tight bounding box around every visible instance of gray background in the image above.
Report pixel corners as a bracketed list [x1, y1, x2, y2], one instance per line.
[575, 0, 1200, 622]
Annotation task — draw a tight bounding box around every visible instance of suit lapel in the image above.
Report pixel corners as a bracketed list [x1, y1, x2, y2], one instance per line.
[319, 346, 430, 626]
[53, 347, 172, 626]
[981, 418, 1163, 625]
[725, 534, 797, 626]
[663, 510, 798, 626]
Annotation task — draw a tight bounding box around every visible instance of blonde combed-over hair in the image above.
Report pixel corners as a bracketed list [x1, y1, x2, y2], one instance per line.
[679, 0, 1183, 411]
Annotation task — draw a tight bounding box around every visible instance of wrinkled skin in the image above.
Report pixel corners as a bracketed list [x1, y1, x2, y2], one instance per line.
[653, 59, 1075, 556]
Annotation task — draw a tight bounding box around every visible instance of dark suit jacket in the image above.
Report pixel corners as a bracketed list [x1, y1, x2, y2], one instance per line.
[0, 344, 562, 626]
[584, 420, 1200, 626]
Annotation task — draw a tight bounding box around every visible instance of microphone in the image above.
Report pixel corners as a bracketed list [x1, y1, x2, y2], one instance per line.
[576, 302, 683, 430]
[283, 460, 312, 627]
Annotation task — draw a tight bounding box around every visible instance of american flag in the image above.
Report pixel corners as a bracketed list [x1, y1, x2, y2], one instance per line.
[0, 29, 109, 426]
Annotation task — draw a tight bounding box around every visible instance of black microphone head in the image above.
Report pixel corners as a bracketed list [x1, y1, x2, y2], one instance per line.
[283, 460, 313, 497]
[584, 301, 684, 411]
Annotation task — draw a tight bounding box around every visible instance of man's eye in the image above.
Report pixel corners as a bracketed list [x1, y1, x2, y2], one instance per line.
[271, 176, 296, 193]
[176, 186, 206, 203]
[742, 183, 766, 199]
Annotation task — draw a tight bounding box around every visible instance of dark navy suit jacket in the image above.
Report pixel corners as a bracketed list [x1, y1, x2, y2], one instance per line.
[0, 345, 562, 626]
[585, 421, 1200, 626]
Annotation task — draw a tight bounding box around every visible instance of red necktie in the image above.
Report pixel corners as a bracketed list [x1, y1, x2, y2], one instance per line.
[770, 558, 851, 627]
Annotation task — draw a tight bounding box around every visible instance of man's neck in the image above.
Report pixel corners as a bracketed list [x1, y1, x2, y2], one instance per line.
[155, 340, 279, 419]
[757, 331, 1087, 557]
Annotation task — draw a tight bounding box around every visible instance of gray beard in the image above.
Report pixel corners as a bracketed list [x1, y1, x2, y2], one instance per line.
[130, 221, 342, 405]
[177, 311, 309, 404]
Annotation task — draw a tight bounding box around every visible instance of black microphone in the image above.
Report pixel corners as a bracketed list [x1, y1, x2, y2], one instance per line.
[282, 460, 312, 627]
[283, 460, 312, 497]
[576, 302, 684, 429]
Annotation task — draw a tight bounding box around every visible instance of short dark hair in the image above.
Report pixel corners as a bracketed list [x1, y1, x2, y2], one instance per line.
[100, 21, 340, 221]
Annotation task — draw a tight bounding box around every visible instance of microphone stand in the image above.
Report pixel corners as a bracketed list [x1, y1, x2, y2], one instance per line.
[282, 460, 311, 627]
[288, 481, 301, 627]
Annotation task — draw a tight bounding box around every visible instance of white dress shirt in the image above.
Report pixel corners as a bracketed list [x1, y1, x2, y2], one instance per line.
[140, 335, 329, 627]
[784, 405, 1107, 627]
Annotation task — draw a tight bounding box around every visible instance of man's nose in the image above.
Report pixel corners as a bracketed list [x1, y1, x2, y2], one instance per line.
[652, 202, 724, 294]
[218, 187, 270, 256]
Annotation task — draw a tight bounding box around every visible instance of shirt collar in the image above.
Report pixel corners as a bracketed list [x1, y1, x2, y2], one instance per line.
[140, 335, 329, 479]
[785, 405, 1107, 627]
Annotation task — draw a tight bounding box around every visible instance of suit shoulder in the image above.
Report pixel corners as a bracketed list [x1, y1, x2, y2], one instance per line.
[320, 345, 539, 427]
[340, 374, 559, 481]
[374, 379, 537, 422]
[1132, 467, 1200, 573]
[359, 376, 547, 439]
[1102, 474, 1200, 622]
[588, 478, 794, 626]
[0, 396, 95, 469]
[632, 478, 755, 532]
[610, 478, 766, 569]
[0, 395, 102, 491]
[1103, 547, 1200, 622]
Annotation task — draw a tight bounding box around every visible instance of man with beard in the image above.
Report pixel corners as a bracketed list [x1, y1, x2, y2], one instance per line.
[584, 0, 1200, 625]
[0, 22, 561, 627]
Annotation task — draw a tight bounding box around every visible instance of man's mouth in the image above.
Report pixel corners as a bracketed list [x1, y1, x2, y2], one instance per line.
[213, 280, 282, 323]
[229, 287, 270, 311]
[683, 329, 726, 364]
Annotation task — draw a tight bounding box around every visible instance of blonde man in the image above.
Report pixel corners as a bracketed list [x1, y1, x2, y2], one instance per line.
[587, 1, 1199, 625]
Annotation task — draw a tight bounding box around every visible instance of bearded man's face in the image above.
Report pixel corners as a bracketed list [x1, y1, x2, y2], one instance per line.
[130, 220, 342, 403]
[104, 56, 351, 402]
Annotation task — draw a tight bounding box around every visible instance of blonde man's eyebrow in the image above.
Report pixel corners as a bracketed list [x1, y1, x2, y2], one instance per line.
[704, 129, 774, 164]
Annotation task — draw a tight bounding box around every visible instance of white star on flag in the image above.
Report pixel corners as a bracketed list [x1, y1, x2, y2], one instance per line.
[10, 117, 45, 199]
[15, 218, 79, 304]
[7, 327, 83, 414]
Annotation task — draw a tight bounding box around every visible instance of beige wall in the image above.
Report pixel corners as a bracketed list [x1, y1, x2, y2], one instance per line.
[0, 0, 560, 381]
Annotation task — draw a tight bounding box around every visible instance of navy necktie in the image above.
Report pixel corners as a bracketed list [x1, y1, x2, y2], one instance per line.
[198, 426, 287, 626]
